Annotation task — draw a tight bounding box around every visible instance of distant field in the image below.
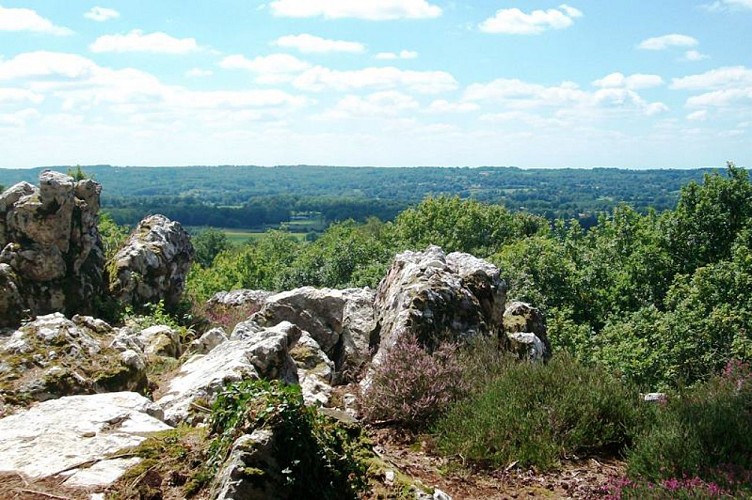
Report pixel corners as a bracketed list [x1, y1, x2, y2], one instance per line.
[189, 227, 308, 246]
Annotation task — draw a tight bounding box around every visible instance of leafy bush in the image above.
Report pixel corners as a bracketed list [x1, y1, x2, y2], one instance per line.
[433, 354, 646, 470]
[626, 359, 752, 493]
[209, 379, 370, 498]
[358, 335, 468, 431]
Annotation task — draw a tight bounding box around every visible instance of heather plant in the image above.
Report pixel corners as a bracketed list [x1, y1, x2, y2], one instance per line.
[626, 359, 752, 494]
[358, 335, 468, 431]
[433, 354, 646, 470]
[604, 475, 734, 499]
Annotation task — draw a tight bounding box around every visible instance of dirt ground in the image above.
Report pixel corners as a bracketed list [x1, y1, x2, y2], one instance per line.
[367, 428, 624, 499]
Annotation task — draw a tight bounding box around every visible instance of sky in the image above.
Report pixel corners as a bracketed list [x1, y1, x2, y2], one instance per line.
[0, 1, 750, 169]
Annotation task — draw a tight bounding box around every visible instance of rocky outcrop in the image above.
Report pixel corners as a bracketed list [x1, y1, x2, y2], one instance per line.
[0, 313, 147, 403]
[371, 246, 507, 364]
[211, 428, 283, 500]
[291, 331, 335, 406]
[503, 301, 550, 360]
[0, 171, 104, 327]
[250, 286, 376, 379]
[108, 214, 194, 311]
[0, 391, 170, 488]
[156, 321, 301, 425]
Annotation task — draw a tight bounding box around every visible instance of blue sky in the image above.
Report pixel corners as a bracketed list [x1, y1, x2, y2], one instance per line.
[0, 1, 750, 168]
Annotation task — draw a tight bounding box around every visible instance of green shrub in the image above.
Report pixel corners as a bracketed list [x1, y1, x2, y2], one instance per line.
[626, 360, 752, 492]
[209, 379, 370, 499]
[358, 335, 468, 431]
[433, 354, 646, 471]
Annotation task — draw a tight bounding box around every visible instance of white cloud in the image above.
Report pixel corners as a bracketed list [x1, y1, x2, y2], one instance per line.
[0, 4, 73, 35]
[0, 88, 43, 104]
[671, 66, 752, 89]
[638, 34, 698, 50]
[220, 54, 311, 84]
[90, 30, 200, 54]
[465, 77, 667, 117]
[273, 34, 365, 54]
[592, 72, 664, 90]
[687, 110, 708, 121]
[672, 66, 752, 108]
[703, 0, 752, 11]
[375, 50, 418, 60]
[294, 66, 457, 94]
[186, 68, 213, 78]
[0, 51, 97, 80]
[426, 99, 479, 113]
[479, 4, 583, 35]
[269, 0, 442, 20]
[84, 6, 120, 22]
[683, 50, 709, 62]
[322, 91, 419, 119]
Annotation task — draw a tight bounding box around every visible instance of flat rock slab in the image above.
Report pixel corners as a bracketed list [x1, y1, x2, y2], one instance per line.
[0, 391, 170, 486]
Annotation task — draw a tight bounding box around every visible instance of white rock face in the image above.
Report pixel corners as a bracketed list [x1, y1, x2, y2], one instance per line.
[250, 286, 376, 378]
[138, 324, 182, 358]
[189, 326, 228, 354]
[0, 392, 170, 486]
[108, 214, 194, 310]
[157, 321, 301, 425]
[371, 246, 507, 368]
[503, 301, 550, 360]
[291, 332, 335, 406]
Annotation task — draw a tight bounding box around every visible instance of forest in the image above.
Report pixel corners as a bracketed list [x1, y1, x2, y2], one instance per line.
[0, 165, 716, 229]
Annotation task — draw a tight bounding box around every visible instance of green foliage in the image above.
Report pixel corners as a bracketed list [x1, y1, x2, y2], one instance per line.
[191, 227, 231, 267]
[433, 354, 646, 471]
[208, 379, 370, 499]
[394, 196, 545, 256]
[66, 165, 88, 181]
[186, 230, 303, 302]
[98, 212, 130, 261]
[627, 360, 752, 494]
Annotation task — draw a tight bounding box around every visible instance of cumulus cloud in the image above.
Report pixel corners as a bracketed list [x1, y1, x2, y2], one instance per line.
[90, 30, 200, 54]
[0, 4, 73, 35]
[294, 66, 458, 94]
[220, 54, 311, 84]
[0, 51, 97, 80]
[426, 99, 479, 113]
[672, 66, 752, 108]
[703, 0, 752, 11]
[375, 50, 418, 60]
[464, 77, 668, 117]
[638, 34, 698, 50]
[84, 6, 120, 22]
[687, 110, 708, 121]
[186, 68, 213, 78]
[592, 72, 665, 90]
[322, 91, 419, 119]
[273, 34, 365, 53]
[479, 4, 583, 35]
[671, 66, 752, 90]
[682, 50, 709, 62]
[0, 88, 43, 104]
[269, 0, 442, 20]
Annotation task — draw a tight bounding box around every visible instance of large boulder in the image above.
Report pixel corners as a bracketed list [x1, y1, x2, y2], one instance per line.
[156, 321, 301, 425]
[250, 286, 376, 379]
[0, 391, 170, 489]
[503, 301, 550, 360]
[0, 313, 148, 404]
[0, 172, 105, 326]
[108, 214, 194, 311]
[371, 246, 507, 363]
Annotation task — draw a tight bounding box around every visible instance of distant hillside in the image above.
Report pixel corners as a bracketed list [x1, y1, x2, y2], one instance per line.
[0, 165, 719, 228]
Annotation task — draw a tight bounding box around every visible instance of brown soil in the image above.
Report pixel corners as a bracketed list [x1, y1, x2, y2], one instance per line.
[0, 472, 94, 500]
[366, 428, 624, 499]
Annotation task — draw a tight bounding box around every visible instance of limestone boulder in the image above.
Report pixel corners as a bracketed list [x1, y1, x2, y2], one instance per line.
[156, 321, 301, 425]
[138, 325, 182, 358]
[0, 391, 170, 489]
[371, 246, 507, 365]
[0, 313, 147, 404]
[250, 286, 376, 379]
[0, 263, 23, 328]
[108, 214, 194, 311]
[0, 172, 105, 325]
[503, 301, 550, 360]
[290, 331, 335, 406]
[189, 326, 228, 355]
